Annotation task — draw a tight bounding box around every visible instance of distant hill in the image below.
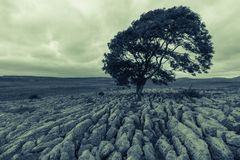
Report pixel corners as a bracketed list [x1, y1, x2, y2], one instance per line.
[168, 76, 240, 89]
[232, 76, 240, 81]
[0, 75, 239, 101]
[1, 75, 240, 87]
[0, 76, 114, 101]
[1, 75, 239, 81]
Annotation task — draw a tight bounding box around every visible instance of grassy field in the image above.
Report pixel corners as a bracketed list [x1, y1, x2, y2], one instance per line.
[0, 76, 239, 101]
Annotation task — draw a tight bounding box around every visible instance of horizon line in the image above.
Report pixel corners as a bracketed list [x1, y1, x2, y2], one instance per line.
[0, 75, 239, 80]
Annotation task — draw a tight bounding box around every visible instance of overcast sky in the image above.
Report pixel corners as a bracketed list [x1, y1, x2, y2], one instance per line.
[0, 0, 239, 78]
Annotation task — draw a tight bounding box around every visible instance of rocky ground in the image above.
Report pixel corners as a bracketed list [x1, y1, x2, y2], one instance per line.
[0, 88, 240, 160]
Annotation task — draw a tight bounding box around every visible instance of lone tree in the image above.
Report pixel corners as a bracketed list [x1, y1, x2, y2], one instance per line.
[103, 6, 214, 100]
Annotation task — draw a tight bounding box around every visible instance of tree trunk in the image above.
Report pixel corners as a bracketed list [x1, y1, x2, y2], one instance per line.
[136, 79, 146, 101]
[136, 85, 143, 101]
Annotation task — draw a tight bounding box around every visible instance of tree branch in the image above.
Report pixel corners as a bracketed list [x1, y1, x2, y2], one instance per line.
[162, 59, 169, 65]
[146, 42, 170, 79]
[171, 45, 180, 52]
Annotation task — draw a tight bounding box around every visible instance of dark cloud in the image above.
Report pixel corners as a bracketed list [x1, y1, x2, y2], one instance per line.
[0, 0, 239, 78]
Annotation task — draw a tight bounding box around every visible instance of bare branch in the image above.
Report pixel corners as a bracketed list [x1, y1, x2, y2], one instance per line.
[171, 45, 180, 52]
[162, 59, 169, 65]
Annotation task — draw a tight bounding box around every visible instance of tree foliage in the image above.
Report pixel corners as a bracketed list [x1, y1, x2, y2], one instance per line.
[102, 6, 214, 99]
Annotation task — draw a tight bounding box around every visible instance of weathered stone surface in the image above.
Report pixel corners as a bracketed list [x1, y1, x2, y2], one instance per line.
[0, 130, 8, 146]
[106, 127, 118, 140]
[79, 150, 95, 160]
[115, 133, 130, 154]
[172, 136, 189, 160]
[72, 119, 93, 140]
[108, 109, 122, 128]
[224, 131, 240, 147]
[221, 116, 236, 131]
[144, 114, 153, 131]
[89, 124, 107, 146]
[60, 120, 78, 135]
[166, 150, 177, 160]
[156, 136, 174, 157]
[197, 114, 227, 136]
[1, 89, 240, 159]
[182, 111, 195, 123]
[117, 117, 136, 140]
[183, 120, 202, 138]
[206, 136, 234, 160]
[78, 144, 93, 157]
[231, 108, 240, 122]
[195, 107, 226, 122]
[153, 105, 167, 119]
[143, 143, 156, 160]
[40, 119, 93, 160]
[127, 144, 143, 160]
[33, 138, 63, 152]
[99, 141, 115, 158]
[21, 141, 35, 153]
[60, 140, 76, 160]
[91, 107, 107, 123]
[107, 151, 122, 160]
[132, 130, 144, 146]
[168, 117, 211, 160]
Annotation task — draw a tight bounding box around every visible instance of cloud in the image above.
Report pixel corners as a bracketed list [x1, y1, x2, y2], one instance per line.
[0, 0, 239, 77]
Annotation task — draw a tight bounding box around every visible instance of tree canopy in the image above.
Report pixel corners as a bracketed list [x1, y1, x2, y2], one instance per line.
[102, 6, 214, 100]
